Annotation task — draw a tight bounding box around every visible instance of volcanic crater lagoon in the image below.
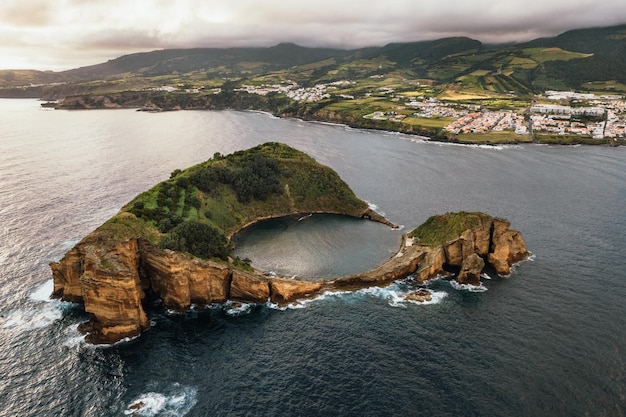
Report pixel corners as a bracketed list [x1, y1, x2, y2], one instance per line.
[1, 99, 625, 417]
[232, 214, 401, 279]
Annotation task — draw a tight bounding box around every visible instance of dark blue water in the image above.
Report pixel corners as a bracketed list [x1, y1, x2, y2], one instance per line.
[1, 100, 625, 416]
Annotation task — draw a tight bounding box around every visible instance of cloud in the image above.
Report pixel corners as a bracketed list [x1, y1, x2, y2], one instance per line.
[1, 0, 55, 27]
[0, 0, 625, 70]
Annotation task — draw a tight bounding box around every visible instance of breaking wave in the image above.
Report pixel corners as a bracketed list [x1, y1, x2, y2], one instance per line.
[1, 280, 67, 332]
[124, 383, 197, 416]
[449, 280, 488, 292]
[267, 279, 448, 311]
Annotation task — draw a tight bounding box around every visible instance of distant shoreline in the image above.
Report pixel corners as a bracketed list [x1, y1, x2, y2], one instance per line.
[43, 93, 625, 147]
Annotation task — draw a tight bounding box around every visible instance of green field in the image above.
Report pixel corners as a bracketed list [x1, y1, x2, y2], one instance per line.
[522, 47, 593, 63]
[402, 117, 454, 129]
[452, 131, 533, 144]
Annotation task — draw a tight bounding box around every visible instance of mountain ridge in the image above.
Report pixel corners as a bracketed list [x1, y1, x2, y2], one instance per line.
[2, 23, 625, 98]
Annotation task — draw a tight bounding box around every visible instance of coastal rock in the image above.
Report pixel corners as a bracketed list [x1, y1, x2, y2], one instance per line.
[334, 244, 425, 289]
[50, 246, 85, 303]
[456, 253, 485, 286]
[70, 239, 149, 344]
[270, 279, 324, 304]
[416, 246, 447, 282]
[472, 225, 493, 257]
[230, 270, 270, 303]
[405, 289, 433, 303]
[488, 219, 529, 276]
[50, 142, 529, 347]
[444, 230, 474, 267]
[140, 243, 231, 310]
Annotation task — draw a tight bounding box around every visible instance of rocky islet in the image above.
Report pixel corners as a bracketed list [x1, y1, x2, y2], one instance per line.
[50, 145, 529, 344]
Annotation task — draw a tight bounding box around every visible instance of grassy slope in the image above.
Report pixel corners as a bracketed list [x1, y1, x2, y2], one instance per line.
[408, 211, 493, 247]
[95, 142, 368, 247]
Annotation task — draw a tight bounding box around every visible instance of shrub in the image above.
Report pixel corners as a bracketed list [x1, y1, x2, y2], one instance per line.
[160, 221, 230, 260]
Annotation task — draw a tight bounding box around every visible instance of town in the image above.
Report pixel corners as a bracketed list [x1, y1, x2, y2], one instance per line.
[232, 81, 626, 141]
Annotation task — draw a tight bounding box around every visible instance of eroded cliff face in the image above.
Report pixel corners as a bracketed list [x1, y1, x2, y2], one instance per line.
[51, 215, 528, 344]
[51, 237, 150, 344]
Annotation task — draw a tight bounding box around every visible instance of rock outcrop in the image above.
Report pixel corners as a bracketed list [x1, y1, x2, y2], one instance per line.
[456, 253, 485, 286]
[404, 289, 433, 303]
[51, 237, 150, 344]
[488, 219, 529, 276]
[51, 212, 528, 344]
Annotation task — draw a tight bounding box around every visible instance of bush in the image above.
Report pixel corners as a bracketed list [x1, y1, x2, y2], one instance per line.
[176, 177, 190, 189]
[160, 221, 230, 260]
[189, 152, 282, 203]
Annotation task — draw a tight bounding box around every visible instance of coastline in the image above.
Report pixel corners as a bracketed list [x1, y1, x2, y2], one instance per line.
[227, 209, 398, 240]
[47, 94, 624, 147]
[51, 207, 529, 344]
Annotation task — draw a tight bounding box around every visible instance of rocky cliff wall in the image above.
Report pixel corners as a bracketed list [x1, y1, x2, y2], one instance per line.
[51, 214, 528, 344]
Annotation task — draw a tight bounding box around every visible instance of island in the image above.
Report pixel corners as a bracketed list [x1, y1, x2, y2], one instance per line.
[50, 143, 529, 344]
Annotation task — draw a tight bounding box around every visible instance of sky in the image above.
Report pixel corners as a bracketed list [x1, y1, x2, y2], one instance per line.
[1, 0, 625, 71]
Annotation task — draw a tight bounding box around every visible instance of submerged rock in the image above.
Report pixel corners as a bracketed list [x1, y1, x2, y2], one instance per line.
[405, 289, 433, 303]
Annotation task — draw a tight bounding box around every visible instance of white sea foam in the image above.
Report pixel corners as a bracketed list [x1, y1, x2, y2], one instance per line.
[246, 110, 280, 119]
[29, 279, 54, 302]
[224, 301, 254, 316]
[356, 284, 448, 307]
[2, 280, 70, 332]
[402, 289, 449, 306]
[266, 282, 447, 310]
[124, 383, 197, 416]
[62, 324, 86, 348]
[1, 302, 64, 331]
[429, 140, 522, 151]
[266, 291, 350, 311]
[449, 280, 488, 292]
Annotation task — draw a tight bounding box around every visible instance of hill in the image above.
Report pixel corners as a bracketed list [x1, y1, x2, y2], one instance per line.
[96, 142, 386, 260]
[2, 24, 626, 98]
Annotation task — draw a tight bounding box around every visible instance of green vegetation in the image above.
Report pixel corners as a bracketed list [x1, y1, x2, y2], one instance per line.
[3, 24, 625, 144]
[96, 143, 369, 261]
[452, 131, 533, 144]
[522, 47, 593, 63]
[534, 134, 612, 146]
[408, 212, 493, 247]
[160, 221, 231, 260]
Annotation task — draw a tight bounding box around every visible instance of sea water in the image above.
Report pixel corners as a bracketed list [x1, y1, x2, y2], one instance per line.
[0, 99, 625, 416]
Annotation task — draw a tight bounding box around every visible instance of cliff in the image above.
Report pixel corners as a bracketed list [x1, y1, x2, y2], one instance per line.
[51, 210, 528, 344]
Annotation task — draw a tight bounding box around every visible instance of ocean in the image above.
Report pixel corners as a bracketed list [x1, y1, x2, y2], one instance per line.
[0, 99, 624, 416]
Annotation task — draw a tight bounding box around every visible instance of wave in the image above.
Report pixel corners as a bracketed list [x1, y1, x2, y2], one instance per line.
[1, 302, 65, 332]
[124, 383, 197, 416]
[245, 110, 280, 119]
[356, 283, 447, 308]
[62, 323, 86, 348]
[29, 279, 54, 302]
[449, 280, 488, 292]
[266, 279, 447, 310]
[1, 280, 68, 332]
[224, 301, 255, 316]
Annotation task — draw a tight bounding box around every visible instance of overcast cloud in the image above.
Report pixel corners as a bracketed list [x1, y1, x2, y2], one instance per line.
[1, 0, 625, 70]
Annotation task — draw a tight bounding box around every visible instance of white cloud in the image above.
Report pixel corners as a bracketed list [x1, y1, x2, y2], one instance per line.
[0, 0, 625, 70]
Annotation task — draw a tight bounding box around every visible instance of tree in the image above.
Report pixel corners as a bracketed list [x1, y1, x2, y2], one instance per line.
[160, 221, 230, 260]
